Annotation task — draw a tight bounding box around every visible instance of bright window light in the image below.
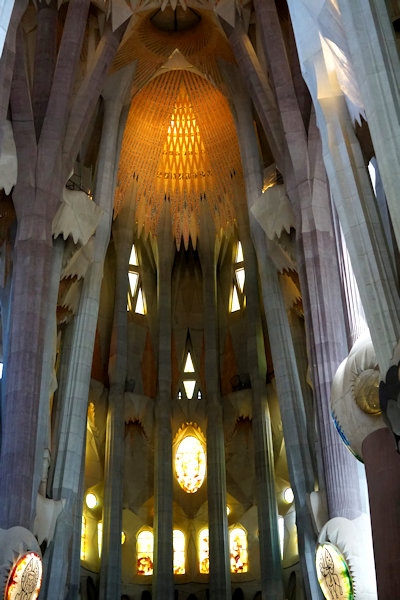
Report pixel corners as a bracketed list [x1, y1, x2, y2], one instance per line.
[128, 272, 139, 297]
[199, 528, 209, 573]
[183, 380, 196, 399]
[283, 487, 294, 504]
[236, 241, 244, 263]
[230, 527, 248, 573]
[98, 522, 103, 558]
[135, 288, 146, 315]
[184, 352, 195, 373]
[137, 530, 154, 575]
[173, 530, 185, 574]
[85, 492, 98, 509]
[278, 515, 284, 559]
[129, 244, 138, 266]
[175, 435, 206, 493]
[230, 286, 240, 312]
[235, 267, 245, 293]
[0, 362, 3, 378]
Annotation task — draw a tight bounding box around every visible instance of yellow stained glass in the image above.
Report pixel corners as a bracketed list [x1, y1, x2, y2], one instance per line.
[199, 528, 209, 574]
[316, 543, 353, 600]
[230, 527, 248, 573]
[128, 272, 139, 297]
[173, 530, 185, 574]
[129, 244, 138, 266]
[175, 435, 206, 493]
[137, 530, 154, 575]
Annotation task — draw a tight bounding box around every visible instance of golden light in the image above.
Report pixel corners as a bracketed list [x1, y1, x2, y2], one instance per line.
[85, 492, 98, 509]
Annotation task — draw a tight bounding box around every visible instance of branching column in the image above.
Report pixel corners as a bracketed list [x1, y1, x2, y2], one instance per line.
[99, 197, 135, 600]
[198, 214, 231, 600]
[44, 76, 130, 599]
[230, 71, 321, 599]
[153, 207, 175, 600]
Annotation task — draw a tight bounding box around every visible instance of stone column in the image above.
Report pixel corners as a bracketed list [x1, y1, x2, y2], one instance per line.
[363, 427, 400, 597]
[43, 67, 134, 600]
[228, 66, 321, 598]
[153, 206, 175, 600]
[198, 211, 231, 600]
[99, 196, 135, 600]
[337, 0, 400, 252]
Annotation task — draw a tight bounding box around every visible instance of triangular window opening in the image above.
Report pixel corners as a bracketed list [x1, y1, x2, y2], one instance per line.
[127, 243, 147, 315]
[229, 240, 246, 313]
[180, 342, 202, 400]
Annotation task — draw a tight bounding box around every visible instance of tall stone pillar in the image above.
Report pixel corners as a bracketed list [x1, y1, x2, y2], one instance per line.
[363, 427, 400, 597]
[99, 196, 135, 600]
[227, 66, 321, 598]
[153, 206, 175, 600]
[43, 68, 134, 600]
[198, 213, 231, 600]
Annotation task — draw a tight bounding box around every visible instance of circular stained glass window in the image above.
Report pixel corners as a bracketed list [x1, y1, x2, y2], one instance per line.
[316, 542, 354, 600]
[175, 434, 206, 493]
[6, 552, 42, 600]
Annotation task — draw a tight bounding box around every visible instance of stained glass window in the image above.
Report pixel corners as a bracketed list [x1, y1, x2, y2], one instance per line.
[316, 543, 354, 600]
[199, 528, 209, 574]
[175, 434, 206, 493]
[230, 527, 248, 573]
[173, 529, 185, 574]
[137, 529, 154, 575]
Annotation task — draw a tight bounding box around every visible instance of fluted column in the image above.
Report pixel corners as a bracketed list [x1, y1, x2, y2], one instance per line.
[99, 194, 135, 599]
[43, 67, 133, 600]
[228, 65, 321, 598]
[153, 206, 175, 600]
[198, 212, 231, 600]
[337, 0, 400, 252]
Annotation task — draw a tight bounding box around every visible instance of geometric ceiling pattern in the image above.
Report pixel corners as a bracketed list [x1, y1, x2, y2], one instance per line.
[114, 68, 243, 249]
[113, 7, 244, 249]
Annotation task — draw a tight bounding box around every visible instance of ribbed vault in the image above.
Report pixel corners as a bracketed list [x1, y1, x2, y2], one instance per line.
[115, 68, 243, 249]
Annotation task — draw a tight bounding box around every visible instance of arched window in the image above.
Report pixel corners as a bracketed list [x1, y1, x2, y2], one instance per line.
[230, 527, 248, 573]
[137, 529, 154, 575]
[199, 528, 209, 574]
[173, 529, 185, 574]
[174, 424, 206, 493]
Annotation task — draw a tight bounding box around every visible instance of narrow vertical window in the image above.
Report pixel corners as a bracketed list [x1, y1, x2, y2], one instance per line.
[230, 526, 248, 573]
[199, 528, 209, 574]
[229, 241, 246, 313]
[173, 529, 185, 574]
[80, 516, 86, 561]
[127, 243, 146, 315]
[137, 529, 154, 575]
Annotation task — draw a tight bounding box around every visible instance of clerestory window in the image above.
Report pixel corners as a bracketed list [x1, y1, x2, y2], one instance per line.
[229, 241, 246, 313]
[127, 243, 146, 315]
[174, 424, 206, 493]
[137, 529, 154, 575]
[229, 526, 248, 573]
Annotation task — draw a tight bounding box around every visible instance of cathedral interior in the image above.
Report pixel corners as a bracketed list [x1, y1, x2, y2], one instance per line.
[0, 0, 400, 599]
